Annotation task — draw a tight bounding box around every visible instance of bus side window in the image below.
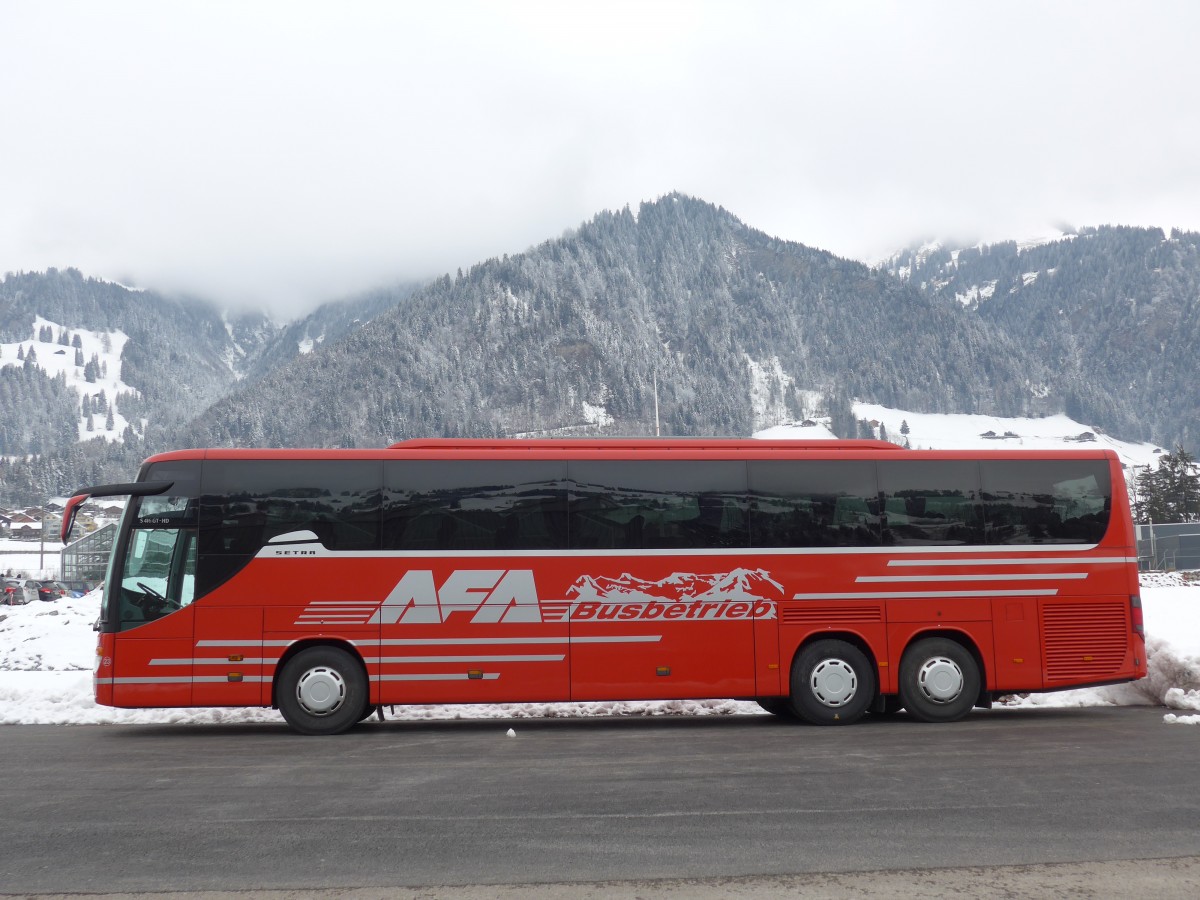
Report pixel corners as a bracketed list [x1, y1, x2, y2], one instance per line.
[878, 459, 983, 546]
[384, 460, 568, 552]
[748, 460, 881, 547]
[567, 460, 749, 551]
[981, 460, 1111, 544]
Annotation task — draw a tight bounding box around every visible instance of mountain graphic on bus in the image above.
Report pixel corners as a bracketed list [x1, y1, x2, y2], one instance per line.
[566, 568, 784, 605]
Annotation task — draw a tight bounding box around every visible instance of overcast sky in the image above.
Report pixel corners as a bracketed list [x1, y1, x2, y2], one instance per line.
[3, 1, 1199, 320]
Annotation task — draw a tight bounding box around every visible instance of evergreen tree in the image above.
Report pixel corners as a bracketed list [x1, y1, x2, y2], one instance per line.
[1133, 446, 1200, 523]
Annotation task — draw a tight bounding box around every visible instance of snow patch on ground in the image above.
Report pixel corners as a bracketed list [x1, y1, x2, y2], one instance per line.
[0, 576, 1196, 728]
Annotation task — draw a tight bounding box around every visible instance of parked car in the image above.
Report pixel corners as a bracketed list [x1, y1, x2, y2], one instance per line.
[24, 580, 68, 602]
[61, 580, 95, 597]
[3, 579, 26, 605]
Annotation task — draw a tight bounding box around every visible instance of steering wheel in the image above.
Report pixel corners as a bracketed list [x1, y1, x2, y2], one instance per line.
[134, 581, 181, 615]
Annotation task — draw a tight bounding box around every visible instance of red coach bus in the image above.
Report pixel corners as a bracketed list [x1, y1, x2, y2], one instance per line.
[62, 439, 1145, 735]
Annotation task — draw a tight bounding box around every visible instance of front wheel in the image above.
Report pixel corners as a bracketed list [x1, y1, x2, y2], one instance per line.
[898, 638, 980, 723]
[277, 646, 369, 736]
[790, 639, 876, 725]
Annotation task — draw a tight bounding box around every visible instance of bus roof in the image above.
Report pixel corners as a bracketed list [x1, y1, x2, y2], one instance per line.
[138, 440, 1121, 465]
[386, 438, 902, 451]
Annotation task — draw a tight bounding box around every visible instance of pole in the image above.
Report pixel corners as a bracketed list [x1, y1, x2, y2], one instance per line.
[653, 370, 660, 437]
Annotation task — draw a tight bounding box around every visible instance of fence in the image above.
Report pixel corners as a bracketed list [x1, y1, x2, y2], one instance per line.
[1136, 522, 1200, 571]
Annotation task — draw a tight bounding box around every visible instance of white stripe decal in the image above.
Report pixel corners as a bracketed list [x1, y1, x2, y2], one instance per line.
[151, 658, 278, 666]
[99, 676, 268, 684]
[792, 589, 1059, 600]
[365, 655, 564, 664]
[258, 542, 1103, 559]
[196, 640, 294, 647]
[886, 556, 1135, 567]
[374, 673, 501, 682]
[355, 635, 662, 647]
[856, 574, 1086, 583]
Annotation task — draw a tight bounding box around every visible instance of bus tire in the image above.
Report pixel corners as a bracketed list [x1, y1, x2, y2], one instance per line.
[790, 639, 875, 726]
[898, 638, 980, 723]
[277, 646, 369, 736]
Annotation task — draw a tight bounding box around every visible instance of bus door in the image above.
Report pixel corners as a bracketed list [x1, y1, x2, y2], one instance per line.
[107, 494, 198, 708]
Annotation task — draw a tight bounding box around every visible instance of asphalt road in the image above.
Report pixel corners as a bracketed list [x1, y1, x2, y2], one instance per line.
[1, 706, 1198, 896]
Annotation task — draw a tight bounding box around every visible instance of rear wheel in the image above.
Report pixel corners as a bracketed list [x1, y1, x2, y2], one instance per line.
[790, 639, 875, 725]
[898, 637, 980, 723]
[277, 646, 368, 736]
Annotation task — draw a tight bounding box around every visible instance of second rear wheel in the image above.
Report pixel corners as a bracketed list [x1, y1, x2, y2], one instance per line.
[898, 637, 980, 723]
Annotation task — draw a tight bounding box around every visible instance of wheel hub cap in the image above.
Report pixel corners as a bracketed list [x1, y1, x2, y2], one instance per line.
[810, 659, 858, 707]
[917, 656, 964, 703]
[296, 665, 347, 716]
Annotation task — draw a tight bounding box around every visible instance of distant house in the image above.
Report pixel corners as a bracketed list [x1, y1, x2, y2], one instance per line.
[980, 430, 999, 439]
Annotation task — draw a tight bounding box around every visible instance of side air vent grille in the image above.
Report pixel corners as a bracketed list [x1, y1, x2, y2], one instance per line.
[782, 604, 884, 625]
[1042, 602, 1128, 683]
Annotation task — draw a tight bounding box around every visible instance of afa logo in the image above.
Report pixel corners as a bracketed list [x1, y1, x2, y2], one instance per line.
[361, 568, 781, 626]
[368, 570, 542, 625]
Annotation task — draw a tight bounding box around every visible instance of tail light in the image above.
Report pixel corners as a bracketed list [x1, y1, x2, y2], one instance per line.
[1130, 595, 1144, 637]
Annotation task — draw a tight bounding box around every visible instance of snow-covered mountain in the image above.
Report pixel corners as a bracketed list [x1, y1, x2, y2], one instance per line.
[2, 201, 1197, 506]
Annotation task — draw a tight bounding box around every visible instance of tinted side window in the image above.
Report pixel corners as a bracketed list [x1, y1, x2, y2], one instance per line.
[200, 459, 382, 555]
[748, 460, 880, 547]
[980, 459, 1111, 544]
[878, 460, 983, 545]
[568, 460, 748, 550]
[383, 460, 567, 551]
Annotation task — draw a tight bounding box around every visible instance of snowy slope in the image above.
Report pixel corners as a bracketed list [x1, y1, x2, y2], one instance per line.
[0, 316, 138, 443]
[756, 405, 1164, 469]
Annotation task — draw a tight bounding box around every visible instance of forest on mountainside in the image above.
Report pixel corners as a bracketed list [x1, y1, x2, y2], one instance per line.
[2, 198, 1198, 506]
